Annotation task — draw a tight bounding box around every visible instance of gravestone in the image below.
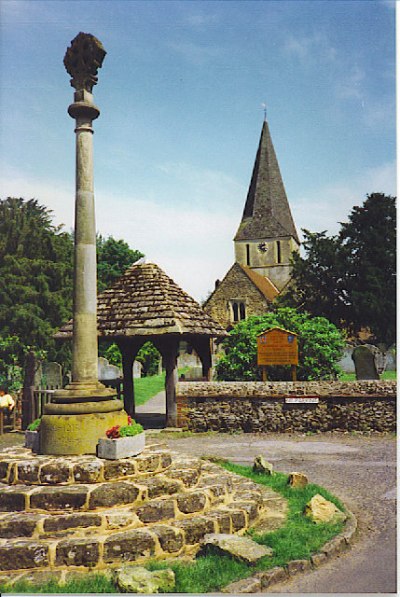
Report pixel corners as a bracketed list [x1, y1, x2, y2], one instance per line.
[352, 346, 379, 380]
[98, 357, 122, 381]
[34, 362, 62, 388]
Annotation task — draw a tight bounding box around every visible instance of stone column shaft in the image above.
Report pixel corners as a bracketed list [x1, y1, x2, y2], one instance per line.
[72, 109, 98, 384]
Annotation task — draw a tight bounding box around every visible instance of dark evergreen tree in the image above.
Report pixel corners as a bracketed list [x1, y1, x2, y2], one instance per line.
[280, 193, 396, 346]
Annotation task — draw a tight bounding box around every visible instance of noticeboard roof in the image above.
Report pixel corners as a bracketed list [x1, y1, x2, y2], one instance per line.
[257, 326, 298, 337]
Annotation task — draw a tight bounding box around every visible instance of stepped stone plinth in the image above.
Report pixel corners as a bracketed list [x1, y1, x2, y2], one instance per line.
[0, 443, 287, 585]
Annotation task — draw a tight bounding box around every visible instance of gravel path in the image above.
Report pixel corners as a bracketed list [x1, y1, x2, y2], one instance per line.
[157, 431, 396, 594]
[1, 430, 396, 594]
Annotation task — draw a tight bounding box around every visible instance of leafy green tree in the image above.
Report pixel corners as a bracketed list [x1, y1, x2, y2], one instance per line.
[216, 307, 345, 381]
[136, 342, 161, 376]
[0, 198, 74, 366]
[97, 235, 143, 292]
[281, 193, 396, 346]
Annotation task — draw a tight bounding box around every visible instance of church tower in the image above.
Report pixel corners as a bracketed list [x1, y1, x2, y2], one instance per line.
[234, 119, 300, 291]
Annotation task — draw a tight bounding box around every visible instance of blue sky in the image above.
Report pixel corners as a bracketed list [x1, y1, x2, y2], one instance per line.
[0, 0, 395, 301]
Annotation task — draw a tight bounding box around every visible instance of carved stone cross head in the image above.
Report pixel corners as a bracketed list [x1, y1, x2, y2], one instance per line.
[64, 32, 106, 92]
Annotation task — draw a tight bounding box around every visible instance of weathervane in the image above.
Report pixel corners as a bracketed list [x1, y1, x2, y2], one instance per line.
[261, 102, 267, 121]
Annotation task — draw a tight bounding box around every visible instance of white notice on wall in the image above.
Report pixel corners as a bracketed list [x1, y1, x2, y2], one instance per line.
[285, 397, 319, 404]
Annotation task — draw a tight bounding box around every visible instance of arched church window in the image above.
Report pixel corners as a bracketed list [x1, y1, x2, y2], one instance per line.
[232, 302, 239, 322]
[246, 244, 250, 266]
[239, 302, 246, 320]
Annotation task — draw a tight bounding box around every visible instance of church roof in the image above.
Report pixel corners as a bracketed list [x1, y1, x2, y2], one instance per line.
[203, 262, 279, 308]
[239, 264, 280, 302]
[234, 120, 300, 244]
[55, 262, 227, 339]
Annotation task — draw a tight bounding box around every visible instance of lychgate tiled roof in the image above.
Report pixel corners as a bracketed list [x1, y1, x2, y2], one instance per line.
[234, 120, 300, 244]
[55, 262, 227, 339]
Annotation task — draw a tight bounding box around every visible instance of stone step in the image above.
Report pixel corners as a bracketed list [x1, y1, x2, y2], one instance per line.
[0, 446, 172, 486]
[0, 502, 260, 572]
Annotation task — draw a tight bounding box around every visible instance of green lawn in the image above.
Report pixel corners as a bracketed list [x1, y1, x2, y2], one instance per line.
[338, 370, 396, 381]
[133, 373, 165, 406]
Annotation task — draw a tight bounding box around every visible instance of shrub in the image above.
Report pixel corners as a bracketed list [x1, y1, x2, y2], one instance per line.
[216, 307, 345, 381]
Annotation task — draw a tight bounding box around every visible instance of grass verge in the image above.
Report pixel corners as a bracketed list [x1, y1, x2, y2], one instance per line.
[1, 462, 346, 594]
[338, 370, 396, 381]
[133, 373, 165, 407]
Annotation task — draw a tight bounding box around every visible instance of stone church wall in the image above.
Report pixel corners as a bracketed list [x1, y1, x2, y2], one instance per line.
[204, 267, 270, 328]
[176, 381, 396, 433]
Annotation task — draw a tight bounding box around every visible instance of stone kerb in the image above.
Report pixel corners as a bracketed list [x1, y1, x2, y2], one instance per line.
[176, 381, 396, 432]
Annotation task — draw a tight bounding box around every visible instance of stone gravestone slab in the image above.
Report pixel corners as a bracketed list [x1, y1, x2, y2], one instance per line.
[98, 357, 122, 381]
[42, 362, 63, 388]
[352, 346, 379, 380]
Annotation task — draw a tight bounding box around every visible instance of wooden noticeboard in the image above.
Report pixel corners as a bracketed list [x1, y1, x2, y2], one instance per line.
[257, 327, 299, 366]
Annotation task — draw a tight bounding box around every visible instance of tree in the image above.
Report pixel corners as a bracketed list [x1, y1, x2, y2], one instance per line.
[280, 193, 396, 346]
[97, 235, 143, 292]
[0, 198, 74, 367]
[216, 307, 345, 381]
[0, 198, 144, 385]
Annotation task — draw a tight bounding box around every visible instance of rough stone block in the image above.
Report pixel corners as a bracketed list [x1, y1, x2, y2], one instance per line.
[177, 491, 207, 514]
[43, 513, 102, 533]
[174, 517, 214, 545]
[151, 525, 184, 553]
[104, 529, 156, 563]
[136, 453, 161, 473]
[322, 536, 346, 557]
[114, 565, 175, 593]
[255, 566, 288, 589]
[103, 459, 137, 480]
[140, 476, 182, 498]
[311, 552, 327, 567]
[16, 461, 40, 484]
[233, 501, 259, 521]
[136, 499, 175, 523]
[0, 513, 41, 538]
[287, 559, 312, 575]
[0, 461, 11, 483]
[0, 487, 28, 512]
[88, 482, 139, 509]
[288, 472, 309, 489]
[0, 540, 49, 570]
[167, 468, 200, 487]
[201, 533, 273, 564]
[205, 511, 231, 534]
[39, 462, 71, 484]
[104, 510, 140, 530]
[228, 508, 247, 531]
[304, 494, 347, 525]
[55, 538, 100, 567]
[222, 576, 262, 593]
[73, 460, 103, 483]
[30, 486, 88, 511]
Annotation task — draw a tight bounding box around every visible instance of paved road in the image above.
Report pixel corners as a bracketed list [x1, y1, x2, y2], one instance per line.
[157, 431, 396, 595]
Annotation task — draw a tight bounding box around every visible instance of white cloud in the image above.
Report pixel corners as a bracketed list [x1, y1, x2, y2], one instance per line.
[283, 32, 337, 65]
[292, 160, 396, 239]
[169, 40, 223, 65]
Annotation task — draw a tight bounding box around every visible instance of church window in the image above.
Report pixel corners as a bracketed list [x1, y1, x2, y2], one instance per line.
[246, 244, 250, 266]
[230, 301, 246, 322]
[276, 240, 281, 263]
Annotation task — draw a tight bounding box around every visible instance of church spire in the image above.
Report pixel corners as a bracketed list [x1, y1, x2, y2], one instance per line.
[234, 120, 299, 244]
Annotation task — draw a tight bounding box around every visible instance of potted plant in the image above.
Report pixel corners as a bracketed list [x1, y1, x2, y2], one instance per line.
[25, 418, 41, 452]
[97, 416, 145, 460]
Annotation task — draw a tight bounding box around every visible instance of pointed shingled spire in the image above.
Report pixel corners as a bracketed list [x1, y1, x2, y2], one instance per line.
[234, 120, 300, 244]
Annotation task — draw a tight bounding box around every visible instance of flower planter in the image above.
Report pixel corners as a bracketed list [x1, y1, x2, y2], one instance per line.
[97, 432, 145, 460]
[25, 430, 40, 453]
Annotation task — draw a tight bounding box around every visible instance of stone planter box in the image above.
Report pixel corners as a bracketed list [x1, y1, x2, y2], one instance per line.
[97, 432, 145, 460]
[25, 430, 40, 453]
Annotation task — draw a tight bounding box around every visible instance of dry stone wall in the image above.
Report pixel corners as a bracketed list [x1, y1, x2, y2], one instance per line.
[176, 381, 396, 433]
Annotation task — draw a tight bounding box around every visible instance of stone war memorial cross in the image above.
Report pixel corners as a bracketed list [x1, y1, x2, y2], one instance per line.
[40, 33, 127, 455]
